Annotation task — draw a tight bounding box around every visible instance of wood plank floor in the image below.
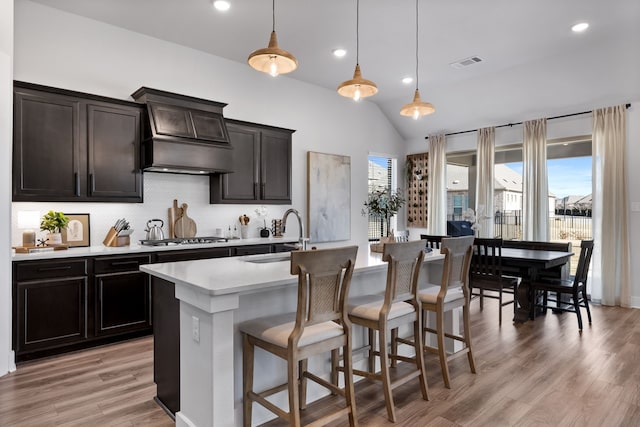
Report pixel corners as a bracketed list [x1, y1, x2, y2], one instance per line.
[1, 302, 639, 426]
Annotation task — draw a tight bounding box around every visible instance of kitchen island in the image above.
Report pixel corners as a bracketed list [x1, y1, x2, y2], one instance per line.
[141, 245, 445, 427]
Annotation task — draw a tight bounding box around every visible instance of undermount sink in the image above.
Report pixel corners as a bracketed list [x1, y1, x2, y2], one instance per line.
[244, 253, 291, 264]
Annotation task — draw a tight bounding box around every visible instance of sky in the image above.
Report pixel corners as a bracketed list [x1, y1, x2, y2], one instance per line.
[505, 156, 592, 198]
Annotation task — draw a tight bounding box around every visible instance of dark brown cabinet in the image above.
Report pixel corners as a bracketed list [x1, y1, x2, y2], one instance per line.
[94, 255, 151, 337]
[210, 119, 294, 204]
[13, 81, 143, 202]
[13, 259, 89, 358]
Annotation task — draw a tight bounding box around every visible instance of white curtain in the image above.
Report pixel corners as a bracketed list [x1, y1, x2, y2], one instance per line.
[591, 105, 631, 307]
[427, 134, 447, 235]
[476, 127, 495, 238]
[522, 119, 549, 241]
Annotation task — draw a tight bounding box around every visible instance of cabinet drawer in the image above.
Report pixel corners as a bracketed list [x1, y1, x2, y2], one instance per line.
[233, 245, 272, 256]
[16, 259, 88, 281]
[155, 248, 230, 262]
[94, 255, 151, 274]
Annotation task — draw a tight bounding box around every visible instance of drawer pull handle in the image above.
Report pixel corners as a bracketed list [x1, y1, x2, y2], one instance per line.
[38, 265, 73, 272]
[111, 261, 139, 267]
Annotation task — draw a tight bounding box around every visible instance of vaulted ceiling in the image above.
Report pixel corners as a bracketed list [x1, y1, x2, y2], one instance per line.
[28, 0, 640, 140]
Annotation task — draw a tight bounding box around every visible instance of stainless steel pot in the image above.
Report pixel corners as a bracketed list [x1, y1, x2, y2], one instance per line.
[145, 219, 165, 241]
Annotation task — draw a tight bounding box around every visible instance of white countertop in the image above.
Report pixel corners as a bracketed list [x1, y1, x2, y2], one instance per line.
[11, 237, 298, 261]
[140, 245, 445, 297]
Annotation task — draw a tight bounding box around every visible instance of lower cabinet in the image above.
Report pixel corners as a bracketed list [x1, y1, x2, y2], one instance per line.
[94, 255, 152, 336]
[13, 258, 89, 359]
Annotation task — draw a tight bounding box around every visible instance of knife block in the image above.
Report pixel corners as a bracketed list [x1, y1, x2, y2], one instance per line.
[103, 227, 130, 247]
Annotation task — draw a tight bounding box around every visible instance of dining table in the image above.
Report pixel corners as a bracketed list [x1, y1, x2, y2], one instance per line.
[499, 247, 574, 322]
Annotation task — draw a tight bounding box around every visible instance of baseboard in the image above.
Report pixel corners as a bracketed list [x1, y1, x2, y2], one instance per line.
[8, 350, 15, 373]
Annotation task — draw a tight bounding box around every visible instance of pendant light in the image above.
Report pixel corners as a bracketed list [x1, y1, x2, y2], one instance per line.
[248, 0, 297, 77]
[400, 0, 435, 119]
[337, 0, 377, 101]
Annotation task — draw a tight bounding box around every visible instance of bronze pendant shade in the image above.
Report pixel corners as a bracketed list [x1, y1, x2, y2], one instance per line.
[337, 0, 377, 101]
[248, 0, 297, 77]
[400, 0, 434, 118]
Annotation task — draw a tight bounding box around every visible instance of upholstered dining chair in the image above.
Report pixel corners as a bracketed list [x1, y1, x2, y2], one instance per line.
[418, 236, 475, 389]
[346, 240, 428, 422]
[420, 234, 448, 250]
[241, 246, 359, 427]
[531, 239, 594, 330]
[469, 238, 519, 325]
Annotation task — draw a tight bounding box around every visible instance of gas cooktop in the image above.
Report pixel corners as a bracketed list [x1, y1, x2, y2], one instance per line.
[139, 236, 229, 246]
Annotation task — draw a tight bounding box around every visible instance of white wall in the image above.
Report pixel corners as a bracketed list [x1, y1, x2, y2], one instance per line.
[1, 0, 15, 376]
[407, 108, 640, 307]
[5, 1, 408, 371]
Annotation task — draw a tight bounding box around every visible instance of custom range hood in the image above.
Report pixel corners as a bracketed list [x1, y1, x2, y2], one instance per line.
[132, 87, 233, 174]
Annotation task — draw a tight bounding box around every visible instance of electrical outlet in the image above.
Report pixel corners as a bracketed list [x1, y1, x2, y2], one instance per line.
[192, 316, 200, 343]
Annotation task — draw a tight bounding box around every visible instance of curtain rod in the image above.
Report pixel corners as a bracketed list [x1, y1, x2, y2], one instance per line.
[424, 103, 632, 140]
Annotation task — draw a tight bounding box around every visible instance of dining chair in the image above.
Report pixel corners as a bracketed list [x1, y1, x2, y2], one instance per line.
[531, 240, 594, 330]
[240, 246, 359, 427]
[420, 234, 448, 250]
[469, 238, 519, 325]
[418, 236, 475, 388]
[394, 230, 410, 242]
[346, 240, 428, 422]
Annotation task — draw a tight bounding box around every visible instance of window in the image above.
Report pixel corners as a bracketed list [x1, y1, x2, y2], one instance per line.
[367, 155, 397, 240]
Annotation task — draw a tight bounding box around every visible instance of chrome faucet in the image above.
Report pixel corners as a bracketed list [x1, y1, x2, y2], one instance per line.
[282, 208, 309, 250]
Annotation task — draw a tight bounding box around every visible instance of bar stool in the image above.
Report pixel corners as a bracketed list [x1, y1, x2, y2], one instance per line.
[240, 246, 359, 427]
[346, 240, 429, 422]
[418, 236, 475, 389]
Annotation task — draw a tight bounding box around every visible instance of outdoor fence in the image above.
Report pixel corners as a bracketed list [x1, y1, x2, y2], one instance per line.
[368, 212, 593, 242]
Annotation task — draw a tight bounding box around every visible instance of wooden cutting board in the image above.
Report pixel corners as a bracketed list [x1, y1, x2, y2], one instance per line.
[174, 203, 197, 238]
[168, 199, 183, 238]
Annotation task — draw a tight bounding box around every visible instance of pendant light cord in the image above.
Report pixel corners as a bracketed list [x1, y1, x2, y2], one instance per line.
[272, 0, 276, 32]
[356, 0, 360, 65]
[415, 0, 419, 90]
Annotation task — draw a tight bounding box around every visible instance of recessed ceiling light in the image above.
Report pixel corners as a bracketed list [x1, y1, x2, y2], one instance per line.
[213, 1, 231, 11]
[402, 77, 413, 85]
[332, 48, 347, 58]
[571, 22, 589, 33]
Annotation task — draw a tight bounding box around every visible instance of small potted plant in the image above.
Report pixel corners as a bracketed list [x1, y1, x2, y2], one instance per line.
[40, 210, 69, 246]
[254, 205, 270, 238]
[362, 188, 406, 251]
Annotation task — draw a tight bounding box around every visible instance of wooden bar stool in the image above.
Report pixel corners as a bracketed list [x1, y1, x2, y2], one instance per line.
[418, 236, 476, 389]
[346, 240, 429, 422]
[240, 246, 359, 427]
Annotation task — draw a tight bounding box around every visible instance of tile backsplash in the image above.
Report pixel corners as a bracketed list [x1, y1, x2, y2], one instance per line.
[11, 172, 293, 247]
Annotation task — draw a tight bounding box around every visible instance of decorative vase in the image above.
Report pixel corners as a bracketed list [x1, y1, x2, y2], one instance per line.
[46, 232, 63, 246]
[260, 228, 270, 238]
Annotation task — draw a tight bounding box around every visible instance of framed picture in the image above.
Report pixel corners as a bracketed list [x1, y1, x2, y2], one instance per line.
[307, 151, 351, 243]
[62, 213, 91, 247]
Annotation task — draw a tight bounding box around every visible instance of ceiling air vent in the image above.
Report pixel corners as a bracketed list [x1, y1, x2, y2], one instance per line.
[450, 56, 483, 69]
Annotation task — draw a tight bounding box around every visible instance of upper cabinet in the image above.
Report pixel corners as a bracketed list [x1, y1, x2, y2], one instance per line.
[210, 119, 294, 204]
[13, 82, 143, 202]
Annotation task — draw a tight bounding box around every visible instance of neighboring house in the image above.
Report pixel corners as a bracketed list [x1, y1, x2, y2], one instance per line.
[556, 194, 593, 215]
[445, 164, 554, 218]
[368, 160, 389, 192]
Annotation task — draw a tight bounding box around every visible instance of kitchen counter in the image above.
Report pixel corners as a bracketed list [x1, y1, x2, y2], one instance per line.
[142, 245, 444, 427]
[11, 237, 298, 261]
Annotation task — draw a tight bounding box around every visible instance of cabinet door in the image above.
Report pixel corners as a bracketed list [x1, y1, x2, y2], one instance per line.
[233, 244, 273, 256]
[16, 277, 88, 354]
[87, 103, 143, 202]
[13, 90, 82, 201]
[210, 122, 260, 203]
[149, 102, 195, 139]
[260, 129, 292, 204]
[95, 271, 151, 336]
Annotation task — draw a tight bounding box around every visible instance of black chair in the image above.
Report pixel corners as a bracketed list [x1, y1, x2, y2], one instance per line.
[469, 238, 519, 325]
[420, 234, 449, 250]
[531, 240, 594, 330]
